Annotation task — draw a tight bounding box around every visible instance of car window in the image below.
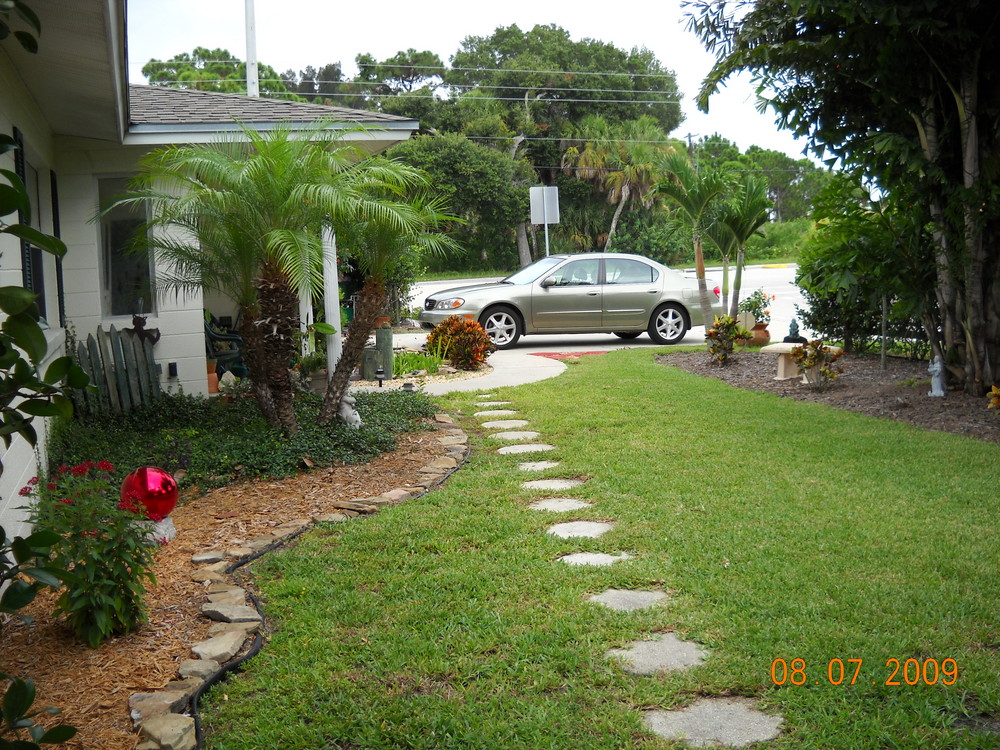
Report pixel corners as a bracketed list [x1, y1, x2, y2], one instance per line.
[605, 258, 658, 284]
[545, 258, 600, 286]
[504, 256, 565, 285]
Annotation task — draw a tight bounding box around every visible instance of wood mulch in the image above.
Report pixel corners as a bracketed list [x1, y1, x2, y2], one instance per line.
[0, 427, 449, 750]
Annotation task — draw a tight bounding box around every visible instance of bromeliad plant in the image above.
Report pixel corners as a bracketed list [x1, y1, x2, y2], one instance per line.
[705, 314, 752, 366]
[25, 461, 158, 648]
[988, 385, 1000, 413]
[791, 340, 845, 389]
[425, 316, 496, 371]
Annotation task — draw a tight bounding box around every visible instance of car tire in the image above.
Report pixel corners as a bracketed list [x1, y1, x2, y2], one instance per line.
[613, 331, 642, 339]
[480, 305, 522, 349]
[648, 303, 689, 344]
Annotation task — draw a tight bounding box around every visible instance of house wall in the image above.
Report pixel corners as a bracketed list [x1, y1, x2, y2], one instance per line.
[0, 58, 71, 537]
[55, 136, 208, 398]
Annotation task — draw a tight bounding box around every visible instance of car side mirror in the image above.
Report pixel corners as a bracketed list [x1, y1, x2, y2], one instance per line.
[540, 277, 556, 288]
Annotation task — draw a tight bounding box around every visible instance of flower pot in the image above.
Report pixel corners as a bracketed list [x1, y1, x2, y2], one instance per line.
[750, 324, 771, 347]
[375, 316, 391, 329]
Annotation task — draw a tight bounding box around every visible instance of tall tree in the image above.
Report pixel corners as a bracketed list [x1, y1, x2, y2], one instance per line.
[142, 47, 296, 98]
[652, 152, 729, 330]
[389, 134, 529, 269]
[688, 0, 1000, 393]
[562, 115, 676, 250]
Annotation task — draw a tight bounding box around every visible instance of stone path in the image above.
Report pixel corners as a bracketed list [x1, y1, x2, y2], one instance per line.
[473, 391, 784, 748]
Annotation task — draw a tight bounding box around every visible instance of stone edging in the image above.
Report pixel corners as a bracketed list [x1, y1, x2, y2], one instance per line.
[129, 414, 469, 750]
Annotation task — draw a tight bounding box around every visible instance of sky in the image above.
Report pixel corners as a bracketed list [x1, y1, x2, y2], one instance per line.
[126, 0, 812, 161]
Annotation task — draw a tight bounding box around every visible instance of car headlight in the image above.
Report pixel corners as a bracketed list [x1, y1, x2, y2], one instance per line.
[433, 297, 465, 310]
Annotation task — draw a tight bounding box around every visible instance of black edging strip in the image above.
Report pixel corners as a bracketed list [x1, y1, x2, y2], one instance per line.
[186, 435, 471, 749]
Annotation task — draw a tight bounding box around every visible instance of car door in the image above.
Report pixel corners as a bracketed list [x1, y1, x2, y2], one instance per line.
[531, 257, 603, 330]
[602, 257, 661, 329]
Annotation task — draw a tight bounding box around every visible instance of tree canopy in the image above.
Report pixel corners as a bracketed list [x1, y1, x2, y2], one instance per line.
[688, 0, 1000, 392]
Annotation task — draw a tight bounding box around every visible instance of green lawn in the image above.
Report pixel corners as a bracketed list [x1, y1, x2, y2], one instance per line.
[201, 349, 999, 749]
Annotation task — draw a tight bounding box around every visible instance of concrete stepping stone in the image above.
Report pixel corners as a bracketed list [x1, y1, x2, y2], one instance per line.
[643, 697, 782, 747]
[475, 409, 518, 417]
[475, 393, 495, 398]
[489, 431, 540, 441]
[481, 419, 530, 429]
[476, 400, 512, 407]
[606, 633, 708, 674]
[498, 444, 554, 455]
[528, 497, 591, 512]
[560, 552, 631, 567]
[547, 521, 613, 539]
[518, 461, 560, 472]
[588, 588, 669, 611]
[522, 478, 584, 491]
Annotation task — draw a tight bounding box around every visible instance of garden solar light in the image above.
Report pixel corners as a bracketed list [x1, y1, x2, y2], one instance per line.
[376, 366, 385, 386]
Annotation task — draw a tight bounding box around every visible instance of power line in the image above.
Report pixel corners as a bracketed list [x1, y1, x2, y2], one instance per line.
[135, 60, 680, 81]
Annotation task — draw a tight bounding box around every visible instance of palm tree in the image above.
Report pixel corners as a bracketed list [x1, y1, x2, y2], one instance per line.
[718, 174, 772, 317]
[652, 152, 729, 331]
[703, 173, 772, 315]
[120, 123, 428, 436]
[563, 116, 674, 250]
[317, 185, 459, 424]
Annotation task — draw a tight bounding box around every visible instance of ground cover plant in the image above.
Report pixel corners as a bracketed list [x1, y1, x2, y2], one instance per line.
[198, 349, 999, 748]
[47, 390, 436, 490]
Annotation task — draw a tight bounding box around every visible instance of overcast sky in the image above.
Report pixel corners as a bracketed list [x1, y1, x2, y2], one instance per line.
[127, 0, 811, 160]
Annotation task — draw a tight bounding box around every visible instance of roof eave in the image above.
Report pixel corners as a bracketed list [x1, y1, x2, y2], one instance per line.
[122, 120, 419, 148]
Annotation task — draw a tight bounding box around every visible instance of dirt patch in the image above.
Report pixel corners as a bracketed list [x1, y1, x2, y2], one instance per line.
[657, 350, 1000, 444]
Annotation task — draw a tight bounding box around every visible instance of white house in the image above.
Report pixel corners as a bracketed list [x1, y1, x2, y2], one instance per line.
[0, 0, 418, 536]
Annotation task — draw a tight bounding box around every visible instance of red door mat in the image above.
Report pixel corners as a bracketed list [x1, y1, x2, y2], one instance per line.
[529, 351, 610, 360]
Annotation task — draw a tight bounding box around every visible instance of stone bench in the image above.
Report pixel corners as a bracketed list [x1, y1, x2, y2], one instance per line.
[760, 342, 843, 382]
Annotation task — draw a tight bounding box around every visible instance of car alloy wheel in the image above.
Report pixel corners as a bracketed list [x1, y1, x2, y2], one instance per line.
[481, 306, 521, 349]
[648, 303, 688, 344]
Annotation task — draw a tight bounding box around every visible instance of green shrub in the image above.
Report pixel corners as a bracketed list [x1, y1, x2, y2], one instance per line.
[425, 316, 496, 371]
[394, 350, 443, 377]
[24, 461, 157, 647]
[47, 391, 437, 490]
[791, 340, 845, 390]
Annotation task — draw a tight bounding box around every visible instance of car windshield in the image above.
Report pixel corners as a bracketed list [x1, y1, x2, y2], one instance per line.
[502, 256, 566, 285]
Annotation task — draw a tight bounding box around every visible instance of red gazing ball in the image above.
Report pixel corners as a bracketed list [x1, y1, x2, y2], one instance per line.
[120, 467, 178, 522]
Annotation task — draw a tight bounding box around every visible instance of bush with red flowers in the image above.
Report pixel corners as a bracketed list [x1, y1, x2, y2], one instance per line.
[24, 462, 157, 647]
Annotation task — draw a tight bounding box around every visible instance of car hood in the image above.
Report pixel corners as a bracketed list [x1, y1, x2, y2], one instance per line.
[427, 281, 513, 299]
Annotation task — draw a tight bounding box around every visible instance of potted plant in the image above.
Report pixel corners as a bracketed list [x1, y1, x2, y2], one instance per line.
[738, 289, 775, 345]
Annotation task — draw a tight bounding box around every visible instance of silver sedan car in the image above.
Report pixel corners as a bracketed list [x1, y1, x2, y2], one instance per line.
[418, 253, 722, 349]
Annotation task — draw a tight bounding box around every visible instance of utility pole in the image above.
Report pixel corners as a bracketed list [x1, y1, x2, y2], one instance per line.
[245, 0, 259, 97]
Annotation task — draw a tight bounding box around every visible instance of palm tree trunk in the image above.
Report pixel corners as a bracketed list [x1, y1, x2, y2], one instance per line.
[729, 247, 746, 318]
[605, 192, 628, 251]
[253, 268, 300, 437]
[317, 278, 387, 425]
[693, 230, 716, 337]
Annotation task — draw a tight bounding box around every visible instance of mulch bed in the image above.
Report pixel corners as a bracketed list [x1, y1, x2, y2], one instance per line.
[658, 350, 1000, 444]
[0, 428, 447, 750]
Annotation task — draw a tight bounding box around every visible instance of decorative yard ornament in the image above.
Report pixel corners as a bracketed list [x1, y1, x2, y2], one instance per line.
[120, 466, 179, 521]
[928, 356, 946, 397]
[783, 318, 808, 344]
[338, 392, 363, 428]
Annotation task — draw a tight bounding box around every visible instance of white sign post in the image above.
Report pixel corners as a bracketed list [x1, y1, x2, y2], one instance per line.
[529, 186, 560, 256]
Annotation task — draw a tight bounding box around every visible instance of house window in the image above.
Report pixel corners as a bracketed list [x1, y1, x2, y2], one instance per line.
[12, 127, 47, 320]
[99, 177, 152, 316]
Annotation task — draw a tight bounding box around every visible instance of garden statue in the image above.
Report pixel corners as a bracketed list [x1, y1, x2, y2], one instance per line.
[928, 355, 946, 397]
[783, 318, 808, 344]
[339, 392, 363, 428]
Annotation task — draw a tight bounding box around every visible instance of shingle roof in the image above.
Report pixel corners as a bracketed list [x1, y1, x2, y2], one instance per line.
[128, 84, 415, 129]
